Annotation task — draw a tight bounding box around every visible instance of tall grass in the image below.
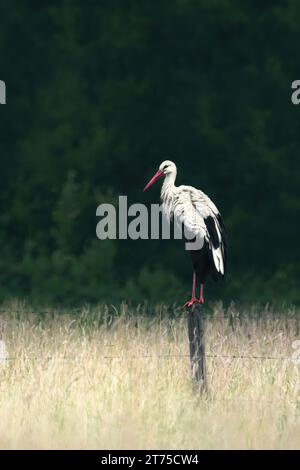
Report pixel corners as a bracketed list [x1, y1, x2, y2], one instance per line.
[0, 301, 299, 449]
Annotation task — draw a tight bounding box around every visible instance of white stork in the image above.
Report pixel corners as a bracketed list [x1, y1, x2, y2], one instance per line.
[144, 160, 227, 306]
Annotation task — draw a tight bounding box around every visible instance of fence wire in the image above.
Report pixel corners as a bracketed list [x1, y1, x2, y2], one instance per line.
[0, 353, 298, 361]
[0, 307, 299, 320]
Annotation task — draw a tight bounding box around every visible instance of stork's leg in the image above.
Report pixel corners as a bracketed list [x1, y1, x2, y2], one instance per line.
[199, 283, 204, 304]
[184, 272, 198, 307]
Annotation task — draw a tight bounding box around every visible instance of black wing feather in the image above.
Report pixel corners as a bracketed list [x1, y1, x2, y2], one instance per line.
[204, 214, 228, 278]
[216, 213, 228, 276]
[204, 215, 220, 249]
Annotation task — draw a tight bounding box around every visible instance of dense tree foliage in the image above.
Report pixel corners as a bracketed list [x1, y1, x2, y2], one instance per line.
[0, 1, 299, 305]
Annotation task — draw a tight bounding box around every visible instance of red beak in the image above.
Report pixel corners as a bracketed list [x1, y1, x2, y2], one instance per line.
[143, 169, 164, 191]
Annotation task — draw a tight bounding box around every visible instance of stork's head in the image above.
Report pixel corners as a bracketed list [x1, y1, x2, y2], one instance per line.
[144, 160, 177, 191]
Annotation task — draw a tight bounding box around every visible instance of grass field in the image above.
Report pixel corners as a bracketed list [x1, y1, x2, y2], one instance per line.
[0, 301, 299, 449]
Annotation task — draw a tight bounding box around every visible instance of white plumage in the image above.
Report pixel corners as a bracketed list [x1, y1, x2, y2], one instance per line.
[144, 160, 227, 305]
[159, 160, 226, 276]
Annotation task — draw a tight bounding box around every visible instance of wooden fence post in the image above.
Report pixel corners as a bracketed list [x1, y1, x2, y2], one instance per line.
[187, 303, 207, 391]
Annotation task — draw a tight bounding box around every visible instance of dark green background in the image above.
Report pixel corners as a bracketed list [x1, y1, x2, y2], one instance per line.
[0, 0, 299, 305]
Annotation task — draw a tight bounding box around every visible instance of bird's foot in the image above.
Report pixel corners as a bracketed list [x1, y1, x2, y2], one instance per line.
[183, 298, 199, 308]
[199, 296, 204, 305]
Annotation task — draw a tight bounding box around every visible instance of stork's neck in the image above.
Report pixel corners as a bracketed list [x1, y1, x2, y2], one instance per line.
[161, 170, 177, 201]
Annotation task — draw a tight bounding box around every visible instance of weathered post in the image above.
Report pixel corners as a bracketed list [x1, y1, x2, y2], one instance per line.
[187, 303, 207, 391]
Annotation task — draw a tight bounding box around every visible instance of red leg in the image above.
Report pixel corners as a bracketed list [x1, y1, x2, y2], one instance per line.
[184, 272, 198, 307]
[199, 283, 204, 304]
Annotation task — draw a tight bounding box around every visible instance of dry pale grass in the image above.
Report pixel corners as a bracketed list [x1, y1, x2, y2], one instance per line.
[0, 301, 299, 449]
